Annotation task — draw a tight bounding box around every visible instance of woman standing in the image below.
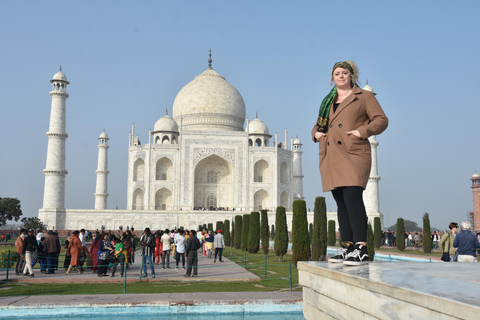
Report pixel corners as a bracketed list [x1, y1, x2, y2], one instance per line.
[66, 231, 85, 275]
[90, 232, 102, 272]
[312, 61, 388, 266]
[97, 233, 114, 277]
[439, 222, 459, 262]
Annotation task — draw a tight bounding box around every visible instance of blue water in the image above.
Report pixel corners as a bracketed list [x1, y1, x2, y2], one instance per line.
[31, 314, 304, 320]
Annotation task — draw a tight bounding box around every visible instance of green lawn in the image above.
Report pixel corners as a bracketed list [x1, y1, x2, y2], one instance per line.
[0, 247, 300, 296]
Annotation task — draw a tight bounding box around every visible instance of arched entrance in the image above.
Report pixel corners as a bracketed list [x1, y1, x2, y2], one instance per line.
[194, 155, 233, 209]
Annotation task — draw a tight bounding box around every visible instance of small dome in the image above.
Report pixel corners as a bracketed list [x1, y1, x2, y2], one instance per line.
[294, 138, 302, 144]
[99, 131, 109, 139]
[363, 84, 373, 92]
[472, 172, 480, 179]
[154, 114, 179, 132]
[246, 118, 269, 135]
[52, 71, 67, 81]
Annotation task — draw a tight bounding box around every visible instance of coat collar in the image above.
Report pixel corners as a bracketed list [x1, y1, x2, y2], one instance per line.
[329, 85, 362, 121]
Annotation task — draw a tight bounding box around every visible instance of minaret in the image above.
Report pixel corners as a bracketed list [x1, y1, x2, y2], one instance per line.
[94, 131, 109, 210]
[42, 68, 69, 210]
[470, 172, 480, 230]
[39, 68, 69, 230]
[362, 82, 383, 227]
[293, 137, 304, 200]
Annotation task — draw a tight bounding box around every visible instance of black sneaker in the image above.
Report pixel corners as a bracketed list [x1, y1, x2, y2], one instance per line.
[343, 243, 369, 266]
[329, 242, 354, 263]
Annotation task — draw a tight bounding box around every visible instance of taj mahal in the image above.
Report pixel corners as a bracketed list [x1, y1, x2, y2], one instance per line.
[38, 53, 384, 231]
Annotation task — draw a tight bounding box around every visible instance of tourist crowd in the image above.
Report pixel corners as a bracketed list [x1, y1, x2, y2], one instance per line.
[12, 226, 226, 278]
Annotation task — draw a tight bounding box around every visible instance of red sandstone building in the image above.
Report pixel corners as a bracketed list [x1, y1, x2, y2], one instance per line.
[470, 172, 480, 231]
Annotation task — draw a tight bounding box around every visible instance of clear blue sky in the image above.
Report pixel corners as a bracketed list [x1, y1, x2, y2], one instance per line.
[1, 1, 479, 230]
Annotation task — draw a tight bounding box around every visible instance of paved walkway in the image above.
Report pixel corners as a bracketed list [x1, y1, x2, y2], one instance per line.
[2, 251, 261, 283]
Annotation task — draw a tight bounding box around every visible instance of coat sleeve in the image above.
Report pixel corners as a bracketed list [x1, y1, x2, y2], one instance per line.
[453, 234, 459, 248]
[356, 92, 388, 139]
[311, 124, 319, 142]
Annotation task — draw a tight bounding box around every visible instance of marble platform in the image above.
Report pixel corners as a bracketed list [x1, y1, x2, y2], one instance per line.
[298, 261, 480, 320]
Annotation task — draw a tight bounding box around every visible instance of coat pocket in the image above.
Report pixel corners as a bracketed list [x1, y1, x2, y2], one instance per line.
[346, 135, 369, 154]
[318, 136, 327, 155]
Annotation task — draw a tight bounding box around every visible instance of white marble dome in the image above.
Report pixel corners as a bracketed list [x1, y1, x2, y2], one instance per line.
[472, 172, 480, 179]
[172, 67, 246, 131]
[154, 114, 179, 132]
[99, 131, 109, 139]
[246, 117, 269, 135]
[52, 71, 67, 81]
[363, 82, 374, 93]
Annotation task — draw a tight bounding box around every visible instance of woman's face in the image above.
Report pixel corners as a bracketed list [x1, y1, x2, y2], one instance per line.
[332, 67, 352, 89]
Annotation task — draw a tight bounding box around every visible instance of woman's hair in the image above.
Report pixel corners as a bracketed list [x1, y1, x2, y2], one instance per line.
[330, 60, 359, 87]
[448, 222, 458, 230]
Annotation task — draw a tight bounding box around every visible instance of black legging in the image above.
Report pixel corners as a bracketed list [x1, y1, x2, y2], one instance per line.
[332, 186, 367, 243]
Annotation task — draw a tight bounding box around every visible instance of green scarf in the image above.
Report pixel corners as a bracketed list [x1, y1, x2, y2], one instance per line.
[316, 86, 337, 133]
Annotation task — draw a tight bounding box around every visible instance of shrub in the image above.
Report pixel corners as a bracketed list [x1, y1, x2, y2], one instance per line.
[224, 219, 231, 247]
[270, 225, 275, 240]
[423, 213, 432, 253]
[328, 220, 336, 246]
[312, 196, 327, 261]
[234, 215, 242, 249]
[292, 200, 311, 266]
[247, 212, 260, 254]
[216, 221, 224, 233]
[0, 249, 16, 268]
[274, 206, 288, 262]
[261, 210, 269, 254]
[208, 223, 213, 233]
[397, 218, 405, 251]
[374, 217, 382, 249]
[241, 214, 250, 251]
[367, 223, 375, 261]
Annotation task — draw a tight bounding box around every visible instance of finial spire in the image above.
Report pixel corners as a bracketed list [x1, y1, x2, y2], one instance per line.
[256, 111, 258, 119]
[166, 108, 168, 116]
[60, 65, 62, 72]
[208, 48, 212, 68]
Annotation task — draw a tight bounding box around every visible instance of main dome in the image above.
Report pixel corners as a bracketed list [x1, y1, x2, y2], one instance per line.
[172, 67, 246, 131]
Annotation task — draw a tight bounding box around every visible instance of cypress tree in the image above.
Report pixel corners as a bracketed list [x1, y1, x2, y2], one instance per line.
[292, 200, 311, 266]
[208, 223, 213, 233]
[270, 225, 275, 240]
[423, 212, 432, 253]
[234, 215, 242, 249]
[203, 224, 207, 231]
[312, 196, 327, 261]
[248, 212, 260, 253]
[231, 221, 235, 245]
[397, 218, 405, 251]
[224, 219, 231, 247]
[241, 214, 250, 251]
[328, 220, 336, 246]
[261, 210, 269, 254]
[216, 221, 224, 233]
[198, 224, 202, 231]
[374, 217, 382, 249]
[309, 223, 313, 244]
[274, 206, 288, 262]
[367, 223, 375, 261]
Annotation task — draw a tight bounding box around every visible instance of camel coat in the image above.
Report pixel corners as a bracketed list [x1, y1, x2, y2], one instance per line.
[311, 86, 388, 192]
[67, 235, 83, 266]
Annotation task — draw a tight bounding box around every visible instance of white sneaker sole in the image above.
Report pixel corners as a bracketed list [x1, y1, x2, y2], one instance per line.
[343, 260, 369, 266]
